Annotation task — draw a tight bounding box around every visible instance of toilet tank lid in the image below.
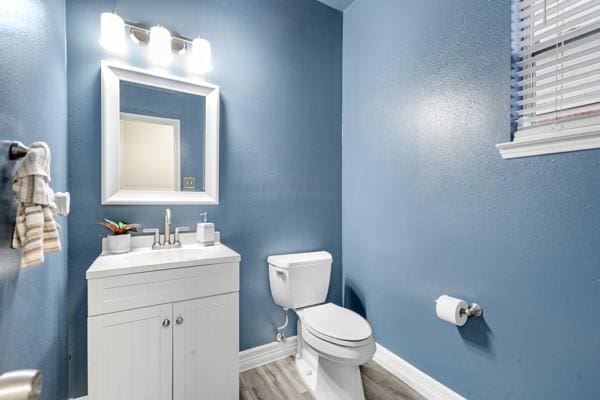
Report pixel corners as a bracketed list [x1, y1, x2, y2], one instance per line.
[268, 251, 332, 269]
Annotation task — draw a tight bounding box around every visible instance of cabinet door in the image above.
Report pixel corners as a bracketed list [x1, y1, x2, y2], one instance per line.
[88, 303, 173, 400]
[173, 293, 239, 400]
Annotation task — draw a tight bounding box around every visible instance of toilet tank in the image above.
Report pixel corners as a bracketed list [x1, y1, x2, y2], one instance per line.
[268, 251, 332, 309]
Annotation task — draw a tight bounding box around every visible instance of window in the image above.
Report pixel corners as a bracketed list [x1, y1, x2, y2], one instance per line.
[497, 0, 600, 159]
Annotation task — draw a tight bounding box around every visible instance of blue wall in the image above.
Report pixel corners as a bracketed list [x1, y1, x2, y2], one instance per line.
[66, 0, 342, 396]
[342, 1, 600, 399]
[0, 1, 69, 400]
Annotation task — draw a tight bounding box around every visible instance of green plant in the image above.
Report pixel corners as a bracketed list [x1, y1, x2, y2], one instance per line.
[98, 219, 139, 235]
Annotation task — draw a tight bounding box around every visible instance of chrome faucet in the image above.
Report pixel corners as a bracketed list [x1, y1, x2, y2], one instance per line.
[164, 208, 172, 245]
[143, 208, 190, 250]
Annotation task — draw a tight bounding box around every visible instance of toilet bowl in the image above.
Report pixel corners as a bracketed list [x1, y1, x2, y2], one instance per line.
[296, 303, 375, 400]
[268, 251, 375, 400]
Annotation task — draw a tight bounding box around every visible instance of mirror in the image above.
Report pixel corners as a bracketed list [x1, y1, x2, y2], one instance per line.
[101, 62, 219, 204]
[119, 81, 206, 192]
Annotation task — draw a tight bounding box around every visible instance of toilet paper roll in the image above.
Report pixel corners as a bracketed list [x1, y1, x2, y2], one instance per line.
[435, 295, 468, 327]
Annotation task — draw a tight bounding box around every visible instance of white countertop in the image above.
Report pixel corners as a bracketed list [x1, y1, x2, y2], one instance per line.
[87, 238, 241, 279]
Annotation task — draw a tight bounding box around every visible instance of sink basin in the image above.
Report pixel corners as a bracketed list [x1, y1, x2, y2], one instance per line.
[86, 242, 241, 279]
[118, 246, 212, 265]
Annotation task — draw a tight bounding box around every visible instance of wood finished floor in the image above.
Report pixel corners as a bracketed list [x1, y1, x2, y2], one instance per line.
[239, 356, 426, 400]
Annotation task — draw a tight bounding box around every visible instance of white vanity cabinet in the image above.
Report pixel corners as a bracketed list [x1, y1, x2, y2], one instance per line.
[86, 243, 241, 400]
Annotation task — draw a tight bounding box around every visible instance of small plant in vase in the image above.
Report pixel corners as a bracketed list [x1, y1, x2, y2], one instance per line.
[98, 219, 140, 254]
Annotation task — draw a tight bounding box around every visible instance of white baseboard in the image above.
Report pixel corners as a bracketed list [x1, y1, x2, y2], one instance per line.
[373, 343, 465, 400]
[239, 336, 298, 372]
[71, 337, 464, 400]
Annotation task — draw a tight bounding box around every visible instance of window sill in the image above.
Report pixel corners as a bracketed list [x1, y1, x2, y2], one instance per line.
[496, 129, 600, 159]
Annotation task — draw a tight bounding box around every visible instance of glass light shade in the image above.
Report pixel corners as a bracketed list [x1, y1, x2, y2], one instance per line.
[188, 37, 213, 73]
[99, 12, 127, 54]
[148, 26, 173, 65]
[129, 30, 140, 45]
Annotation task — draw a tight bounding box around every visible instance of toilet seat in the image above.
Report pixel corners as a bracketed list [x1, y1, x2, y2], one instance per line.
[302, 303, 372, 347]
[301, 321, 375, 366]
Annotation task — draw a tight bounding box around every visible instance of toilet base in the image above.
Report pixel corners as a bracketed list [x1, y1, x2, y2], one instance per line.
[315, 357, 365, 400]
[295, 355, 366, 400]
[295, 321, 366, 400]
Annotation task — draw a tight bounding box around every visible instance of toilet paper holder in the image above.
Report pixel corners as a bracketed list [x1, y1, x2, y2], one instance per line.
[435, 297, 482, 318]
[435, 295, 483, 327]
[461, 303, 483, 318]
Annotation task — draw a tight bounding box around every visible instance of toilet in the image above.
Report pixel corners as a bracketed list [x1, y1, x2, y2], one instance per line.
[268, 251, 375, 400]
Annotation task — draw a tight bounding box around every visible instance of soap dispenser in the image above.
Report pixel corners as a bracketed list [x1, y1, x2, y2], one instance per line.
[196, 212, 215, 246]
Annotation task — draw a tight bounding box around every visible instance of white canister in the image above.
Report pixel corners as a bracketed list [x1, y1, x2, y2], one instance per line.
[106, 233, 132, 254]
[196, 222, 215, 246]
[196, 212, 215, 246]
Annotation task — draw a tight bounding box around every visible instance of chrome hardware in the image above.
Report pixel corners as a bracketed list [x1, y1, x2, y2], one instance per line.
[275, 270, 286, 281]
[275, 307, 289, 343]
[146, 209, 187, 250]
[174, 227, 190, 245]
[164, 208, 172, 245]
[0, 369, 42, 400]
[162, 319, 171, 328]
[143, 228, 160, 249]
[7, 141, 30, 160]
[176, 316, 184, 325]
[462, 303, 483, 318]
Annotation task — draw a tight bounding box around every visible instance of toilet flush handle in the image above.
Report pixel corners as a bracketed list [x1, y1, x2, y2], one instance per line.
[275, 270, 286, 280]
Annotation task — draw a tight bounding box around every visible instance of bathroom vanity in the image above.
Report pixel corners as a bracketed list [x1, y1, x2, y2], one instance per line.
[86, 237, 240, 400]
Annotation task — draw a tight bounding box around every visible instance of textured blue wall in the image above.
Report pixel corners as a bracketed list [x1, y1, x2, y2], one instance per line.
[0, 1, 69, 400]
[343, 1, 600, 399]
[66, 0, 342, 396]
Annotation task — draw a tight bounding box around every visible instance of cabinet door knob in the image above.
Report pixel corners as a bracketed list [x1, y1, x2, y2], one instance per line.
[162, 319, 171, 327]
[176, 317, 184, 325]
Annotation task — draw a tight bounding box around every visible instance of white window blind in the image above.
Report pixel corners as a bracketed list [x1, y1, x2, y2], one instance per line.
[498, 0, 600, 158]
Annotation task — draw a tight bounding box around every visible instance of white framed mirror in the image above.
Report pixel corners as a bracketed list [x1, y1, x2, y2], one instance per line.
[101, 61, 219, 205]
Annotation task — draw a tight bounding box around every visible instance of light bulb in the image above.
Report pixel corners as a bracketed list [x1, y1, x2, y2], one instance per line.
[188, 37, 213, 73]
[129, 30, 140, 45]
[148, 26, 173, 65]
[99, 12, 126, 54]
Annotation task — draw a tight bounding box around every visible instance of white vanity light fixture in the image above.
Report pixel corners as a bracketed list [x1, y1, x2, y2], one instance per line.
[99, 12, 127, 54]
[148, 26, 173, 65]
[188, 37, 213, 73]
[98, 12, 213, 70]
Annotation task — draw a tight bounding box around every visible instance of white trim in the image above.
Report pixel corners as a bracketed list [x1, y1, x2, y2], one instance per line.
[373, 343, 465, 400]
[239, 336, 298, 372]
[496, 128, 600, 159]
[71, 338, 466, 400]
[101, 61, 219, 205]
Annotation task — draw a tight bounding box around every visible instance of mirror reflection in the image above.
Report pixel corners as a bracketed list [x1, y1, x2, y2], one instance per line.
[119, 81, 206, 192]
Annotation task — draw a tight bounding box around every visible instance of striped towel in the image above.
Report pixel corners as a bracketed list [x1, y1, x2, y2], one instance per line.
[12, 175, 55, 207]
[11, 141, 62, 268]
[14, 142, 55, 207]
[12, 206, 61, 268]
[16, 142, 51, 179]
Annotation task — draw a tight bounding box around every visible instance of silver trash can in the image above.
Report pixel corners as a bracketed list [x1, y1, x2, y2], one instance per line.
[0, 370, 42, 400]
